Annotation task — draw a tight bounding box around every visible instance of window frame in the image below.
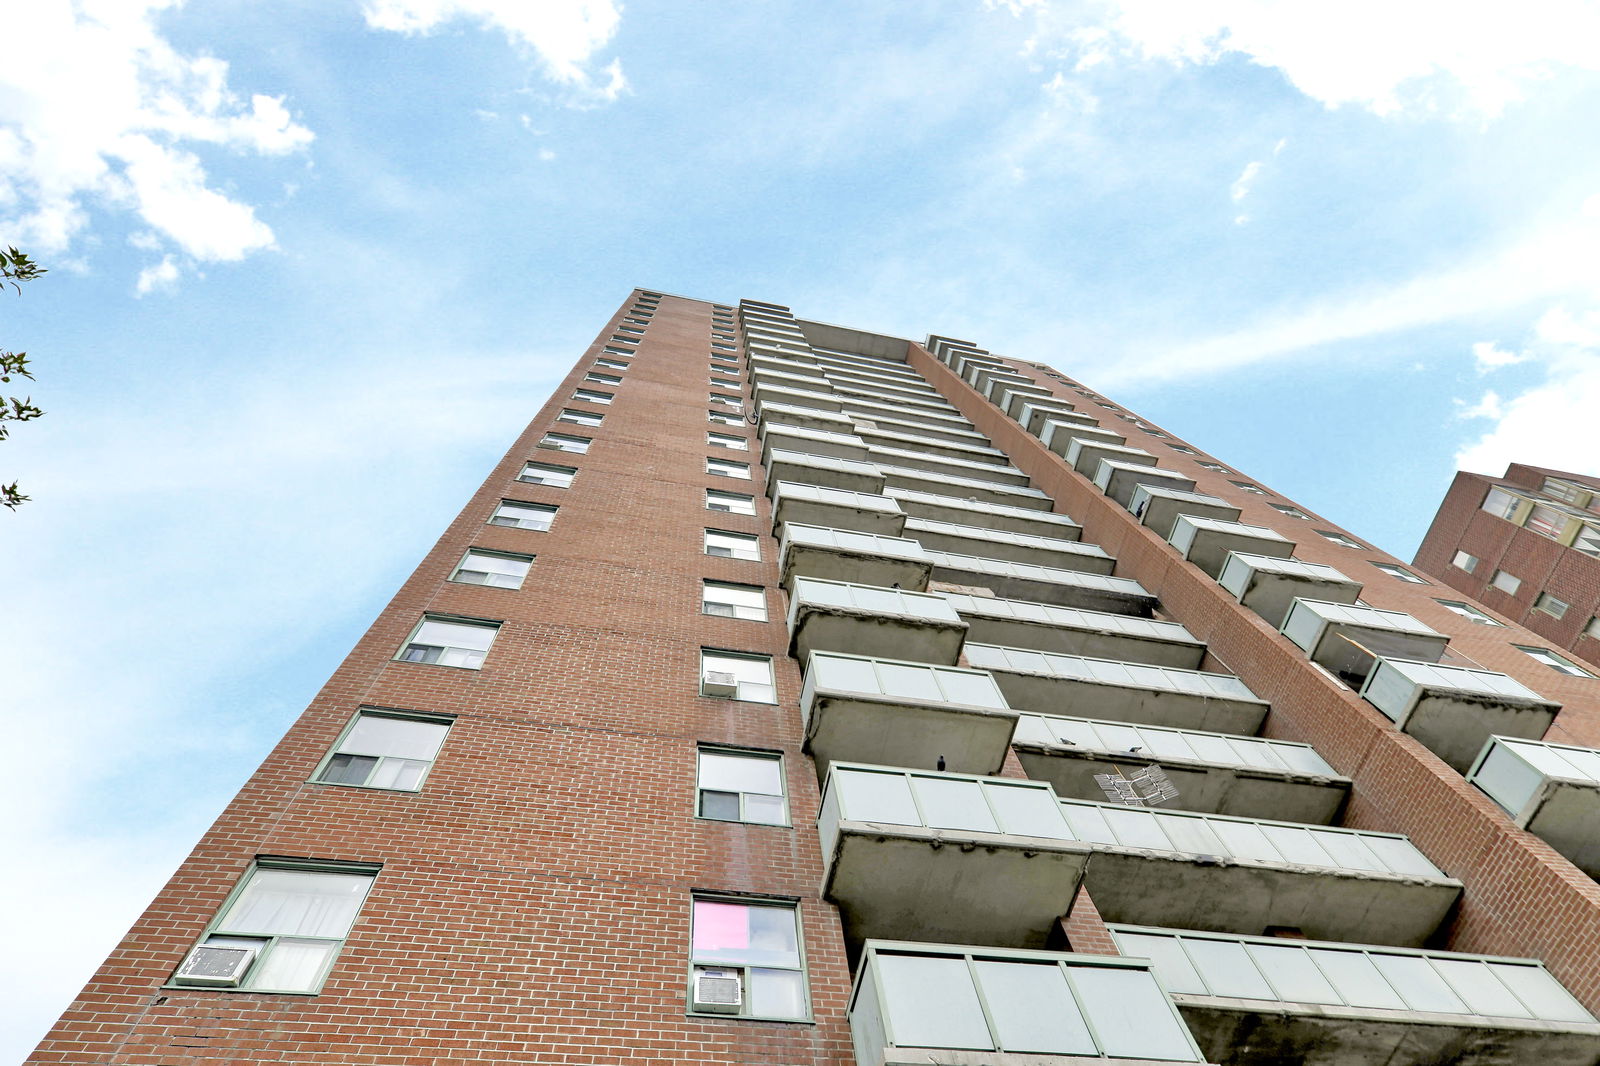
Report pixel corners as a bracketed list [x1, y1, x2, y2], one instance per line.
[710, 392, 744, 411]
[1196, 461, 1229, 473]
[517, 461, 576, 489]
[556, 408, 603, 428]
[708, 409, 743, 427]
[1490, 569, 1523, 596]
[539, 432, 592, 454]
[1271, 503, 1312, 520]
[695, 745, 790, 826]
[699, 648, 777, 703]
[686, 893, 811, 1022]
[1316, 530, 1364, 549]
[312, 708, 455, 793]
[1371, 562, 1428, 584]
[490, 499, 557, 531]
[1515, 645, 1596, 677]
[1533, 592, 1571, 619]
[1230, 479, 1269, 496]
[1435, 599, 1505, 626]
[707, 431, 749, 451]
[704, 528, 761, 560]
[702, 579, 768, 622]
[1452, 550, 1481, 574]
[572, 388, 614, 406]
[706, 490, 757, 517]
[706, 456, 752, 480]
[396, 614, 501, 670]
[450, 548, 534, 589]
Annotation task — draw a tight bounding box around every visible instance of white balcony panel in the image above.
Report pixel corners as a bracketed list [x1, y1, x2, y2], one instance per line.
[850, 941, 1207, 1066]
[847, 409, 989, 447]
[822, 368, 941, 400]
[1217, 552, 1362, 629]
[852, 424, 1010, 466]
[1095, 459, 1199, 510]
[1012, 712, 1350, 823]
[1281, 599, 1449, 685]
[1130, 485, 1243, 541]
[802, 652, 1017, 779]
[751, 381, 844, 413]
[1065, 801, 1459, 946]
[770, 481, 906, 537]
[867, 445, 1032, 487]
[965, 643, 1268, 736]
[752, 368, 836, 396]
[834, 381, 958, 415]
[886, 487, 1081, 540]
[879, 464, 1054, 511]
[905, 517, 1109, 569]
[789, 576, 968, 665]
[997, 384, 1056, 420]
[1113, 925, 1600, 1066]
[820, 765, 1091, 949]
[943, 592, 1206, 668]
[840, 396, 976, 433]
[928, 550, 1149, 613]
[1041, 419, 1126, 458]
[1169, 516, 1295, 579]
[1362, 658, 1559, 772]
[1023, 403, 1098, 437]
[779, 522, 934, 593]
[1067, 437, 1158, 478]
[759, 422, 871, 463]
[983, 374, 1042, 404]
[755, 400, 856, 436]
[812, 351, 923, 380]
[763, 448, 885, 497]
[1470, 736, 1600, 877]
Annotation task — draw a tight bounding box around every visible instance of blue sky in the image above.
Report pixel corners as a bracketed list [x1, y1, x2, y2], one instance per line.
[6, 0, 1600, 1056]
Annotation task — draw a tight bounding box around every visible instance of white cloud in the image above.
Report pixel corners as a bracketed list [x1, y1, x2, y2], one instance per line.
[1472, 339, 1532, 371]
[1456, 307, 1600, 472]
[1456, 389, 1503, 420]
[361, 0, 627, 104]
[0, 0, 311, 269]
[1231, 160, 1262, 203]
[1005, 0, 1600, 118]
[134, 253, 178, 294]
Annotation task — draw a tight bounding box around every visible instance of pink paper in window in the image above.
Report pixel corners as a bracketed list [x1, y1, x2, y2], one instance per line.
[693, 902, 749, 951]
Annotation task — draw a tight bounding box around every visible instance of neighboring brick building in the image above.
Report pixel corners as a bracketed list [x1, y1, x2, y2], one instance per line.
[1414, 463, 1600, 674]
[32, 292, 1600, 1065]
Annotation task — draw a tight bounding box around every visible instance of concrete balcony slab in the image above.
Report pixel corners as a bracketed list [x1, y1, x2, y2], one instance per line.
[1129, 486, 1241, 541]
[1362, 658, 1560, 772]
[1217, 552, 1362, 629]
[1169, 516, 1295, 579]
[764, 448, 885, 496]
[789, 576, 968, 665]
[1470, 735, 1600, 877]
[1066, 438, 1157, 478]
[779, 522, 934, 593]
[886, 488, 1081, 540]
[928, 550, 1149, 613]
[1096, 460, 1198, 509]
[942, 592, 1205, 668]
[771, 481, 906, 537]
[905, 517, 1109, 568]
[1281, 599, 1448, 686]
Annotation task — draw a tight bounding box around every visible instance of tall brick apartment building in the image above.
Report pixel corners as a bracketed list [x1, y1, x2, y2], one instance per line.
[33, 291, 1600, 1065]
[1414, 463, 1600, 673]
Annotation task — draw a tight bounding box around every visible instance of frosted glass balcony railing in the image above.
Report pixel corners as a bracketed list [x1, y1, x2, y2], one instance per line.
[877, 463, 1055, 511]
[834, 382, 958, 416]
[995, 384, 1055, 419]
[1012, 712, 1349, 823]
[750, 381, 844, 412]
[867, 445, 1033, 487]
[751, 368, 835, 396]
[964, 642, 1267, 735]
[1168, 515, 1295, 579]
[942, 592, 1206, 669]
[819, 764, 1091, 948]
[1112, 925, 1600, 1066]
[1066, 437, 1157, 478]
[1095, 459, 1198, 509]
[851, 424, 1010, 466]
[1005, 391, 1071, 423]
[928, 550, 1151, 613]
[885, 487, 1081, 540]
[763, 448, 884, 497]
[840, 395, 975, 432]
[1040, 419, 1126, 458]
[1281, 599, 1449, 685]
[788, 576, 968, 665]
[1129, 485, 1241, 540]
[904, 517, 1109, 569]
[850, 941, 1206, 1065]
[1065, 800, 1458, 946]
[770, 481, 906, 537]
[801, 651, 1016, 777]
[1470, 736, 1600, 877]
[1362, 658, 1560, 772]
[1217, 552, 1361, 629]
[758, 422, 870, 463]
[778, 522, 933, 592]
[754, 400, 856, 437]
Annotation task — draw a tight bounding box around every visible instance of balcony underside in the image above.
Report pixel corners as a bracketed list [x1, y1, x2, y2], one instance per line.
[790, 603, 967, 666]
[804, 691, 1018, 781]
[986, 670, 1268, 735]
[955, 615, 1206, 669]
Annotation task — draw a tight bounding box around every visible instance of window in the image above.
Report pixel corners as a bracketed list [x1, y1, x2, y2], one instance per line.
[708, 409, 742, 426]
[585, 370, 623, 384]
[710, 392, 744, 410]
[697, 748, 787, 825]
[703, 580, 767, 621]
[451, 549, 533, 589]
[1372, 562, 1428, 584]
[705, 528, 760, 560]
[593, 359, 628, 371]
[491, 500, 556, 530]
[1586, 616, 1600, 641]
[1316, 530, 1364, 549]
[539, 432, 591, 453]
[1534, 592, 1571, 619]
[1491, 569, 1523, 596]
[1436, 600, 1504, 626]
[707, 431, 748, 451]
[1197, 461, 1229, 472]
[1528, 504, 1567, 539]
[1482, 487, 1521, 520]
[1230, 480, 1269, 495]
[557, 408, 603, 427]
[1576, 524, 1600, 558]
[398, 615, 499, 669]
[517, 461, 576, 488]
[1168, 443, 1197, 455]
[1543, 478, 1593, 506]
[316, 710, 452, 791]
[689, 896, 807, 1020]
[1452, 550, 1481, 574]
[601, 345, 633, 357]
[572, 388, 613, 405]
[706, 490, 756, 516]
[706, 457, 751, 480]
[608, 335, 638, 346]
[617, 325, 644, 335]
[712, 342, 737, 351]
[712, 351, 739, 363]
[622, 316, 649, 326]
[1271, 504, 1312, 520]
[1516, 645, 1596, 677]
[711, 376, 742, 389]
[700, 650, 776, 702]
[172, 860, 377, 994]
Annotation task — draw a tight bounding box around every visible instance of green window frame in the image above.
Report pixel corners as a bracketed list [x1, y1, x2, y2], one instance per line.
[313, 708, 454, 792]
[696, 745, 788, 825]
[450, 548, 533, 589]
[396, 614, 500, 669]
[688, 894, 810, 1021]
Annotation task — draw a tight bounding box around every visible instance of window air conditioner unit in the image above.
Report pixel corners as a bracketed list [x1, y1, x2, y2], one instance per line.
[173, 943, 259, 987]
[702, 671, 739, 697]
[693, 966, 743, 1013]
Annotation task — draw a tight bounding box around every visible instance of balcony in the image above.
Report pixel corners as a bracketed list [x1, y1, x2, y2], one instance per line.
[847, 408, 990, 447]
[1063, 801, 1460, 945]
[752, 367, 838, 396]
[755, 400, 856, 436]
[1130, 485, 1242, 540]
[1040, 419, 1126, 459]
[963, 361, 1017, 393]
[1361, 658, 1560, 772]
[770, 481, 905, 537]
[983, 375, 1046, 406]
[1095, 460, 1198, 509]
[748, 353, 825, 380]
[879, 464, 1054, 511]
[942, 592, 1206, 668]
[849, 941, 1207, 1065]
[835, 381, 957, 415]
[867, 445, 1033, 487]
[852, 424, 1009, 466]
[819, 764, 1091, 949]
[1020, 401, 1094, 436]
[1112, 925, 1600, 1066]
[1067, 437, 1158, 479]
[802, 651, 1015, 778]
[886, 487, 1082, 540]
[1168, 516, 1295, 579]
[789, 576, 968, 665]
[763, 448, 885, 496]
[928, 550, 1150, 614]
[840, 396, 976, 434]
[1217, 553, 1362, 629]
[905, 517, 1109, 569]
[1011, 713, 1350, 824]
[964, 643, 1269, 735]
[996, 382, 1055, 418]
[1280, 599, 1449, 685]
[759, 423, 871, 464]
[779, 523, 934, 592]
[750, 380, 844, 413]
[1470, 736, 1600, 877]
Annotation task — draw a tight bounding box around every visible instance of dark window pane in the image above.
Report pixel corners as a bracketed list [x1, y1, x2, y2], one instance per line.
[700, 790, 741, 820]
[319, 754, 378, 785]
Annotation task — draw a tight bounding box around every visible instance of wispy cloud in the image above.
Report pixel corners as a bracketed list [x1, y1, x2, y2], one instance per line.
[1472, 339, 1533, 371]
